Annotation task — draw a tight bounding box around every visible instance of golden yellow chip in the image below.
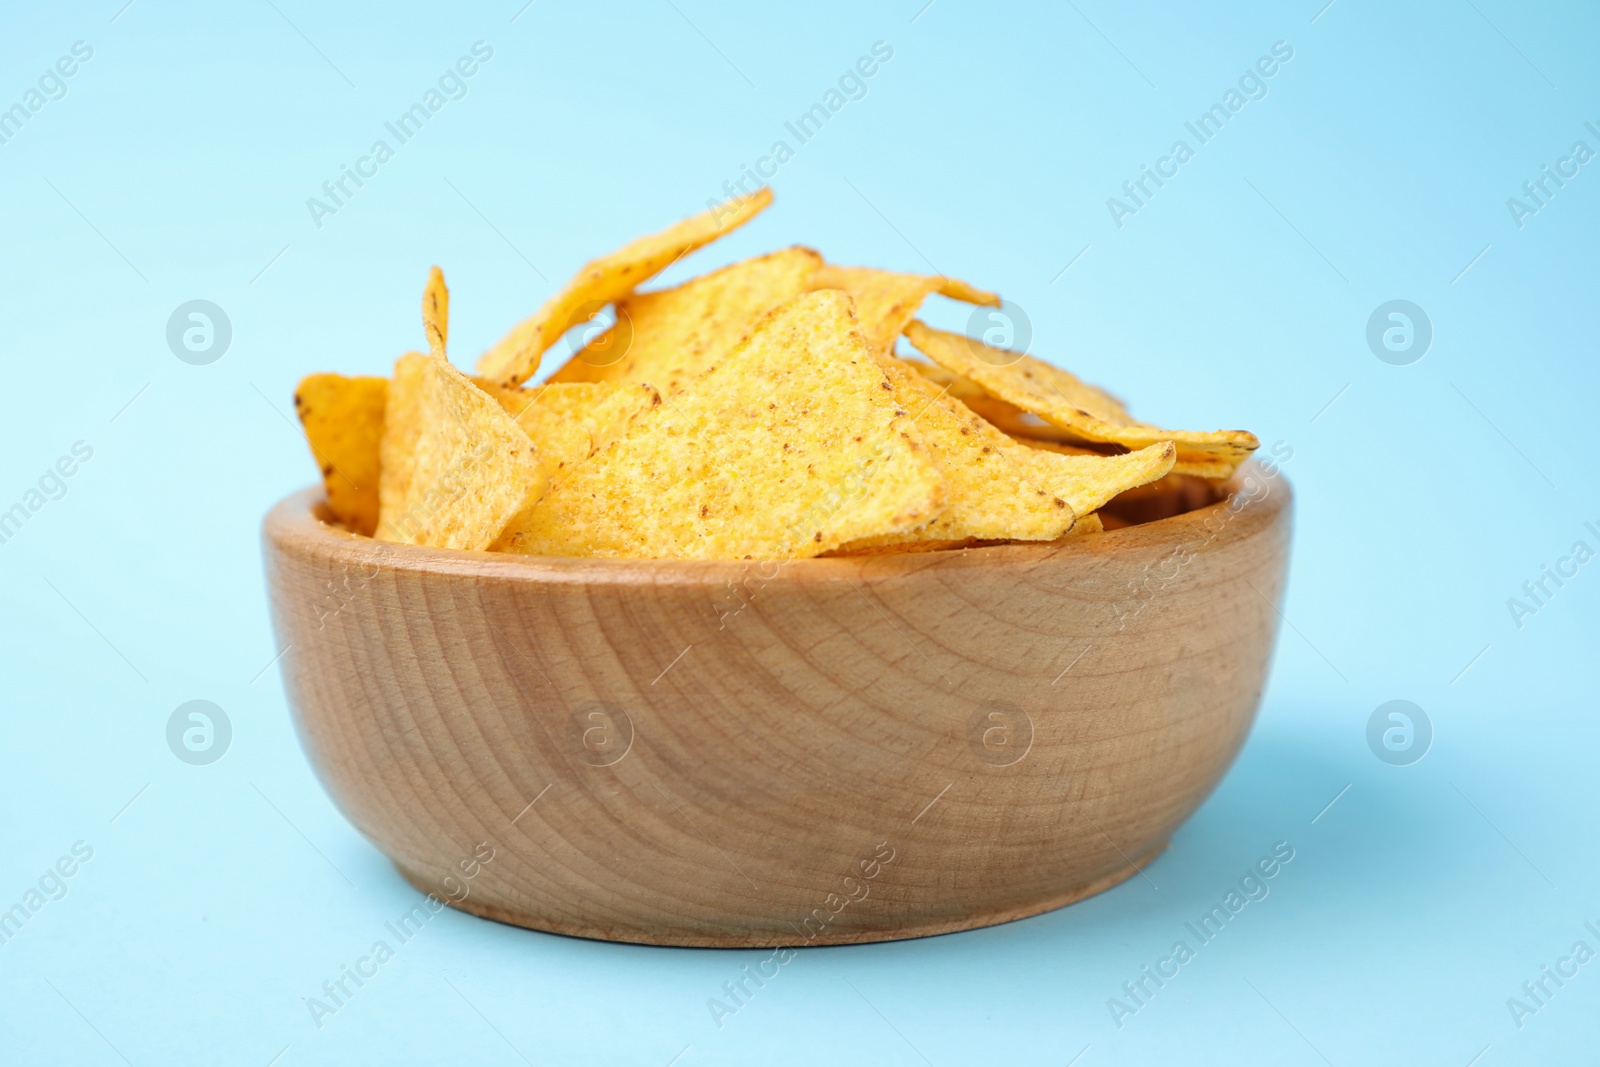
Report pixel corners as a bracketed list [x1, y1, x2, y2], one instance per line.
[898, 354, 948, 380]
[374, 354, 548, 550]
[293, 373, 386, 537]
[839, 358, 1173, 551]
[963, 394, 1053, 437]
[546, 246, 823, 395]
[807, 265, 998, 357]
[1023, 433, 1235, 480]
[1071, 511, 1104, 536]
[1171, 460, 1235, 479]
[477, 380, 660, 483]
[905, 358, 1052, 438]
[1013, 438, 1106, 458]
[968, 511, 1107, 548]
[905, 321, 1258, 472]
[423, 266, 449, 357]
[376, 351, 430, 529]
[475, 189, 774, 387]
[495, 291, 944, 559]
[473, 378, 590, 482]
[541, 381, 662, 458]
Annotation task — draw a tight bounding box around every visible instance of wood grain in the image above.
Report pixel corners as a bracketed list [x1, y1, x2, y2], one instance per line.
[263, 468, 1292, 947]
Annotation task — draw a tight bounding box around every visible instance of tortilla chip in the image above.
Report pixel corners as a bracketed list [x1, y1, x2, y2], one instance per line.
[1071, 511, 1104, 536]
[495, 291, 944, 559]
[1013, 438, 1107, 458]
[293, 373, 386, 536]
[374, 354, 548, 550]
[1170, 460, 1235, 479]
[898, 355, 947, 379]
[525, 379, 654, 419]
[839, 357, 1173, 551]
[807, 265, 998, 357]
[423, 266, 449, 357]
[1022, 436, 1233, 480]
[473, 379, 590, 482]
[547, 246, 823, 395]
[475, 189, 775, 387]
[905, 358, 1053, 438]
[376, 352, 430, 531]
[964, 394, 1054, 437]
[477, 380, 661, 483]
[825, 538, 976, 557]
[970, 511, 1107, 548]
[541, 381, 662, 457]
[905, 321, 1258, 472]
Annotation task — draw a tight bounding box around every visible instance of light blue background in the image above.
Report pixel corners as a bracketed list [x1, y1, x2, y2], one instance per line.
[2, 1, 1596, 1063]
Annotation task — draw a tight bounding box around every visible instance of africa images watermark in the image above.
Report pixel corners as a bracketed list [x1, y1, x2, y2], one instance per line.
[1505, 519, 1600, 630]
[0, 840, 95, 950]
[1504, 917, 1600, 1031]
[705, 40, 894, 223]
[0, 440, 94, 547]
[306, 41, 495, 229]
[1505, 119, 1600, 230]
[1107, 841, 1296, 1029]
[705, 841, 897, 1030]
[0, 40, 94, 149]
[304, 841, 496, 1030]
[1106, 41, 1295, 229]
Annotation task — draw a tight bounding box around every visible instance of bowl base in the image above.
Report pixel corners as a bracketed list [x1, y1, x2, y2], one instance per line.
[395, 841, 1167, 949]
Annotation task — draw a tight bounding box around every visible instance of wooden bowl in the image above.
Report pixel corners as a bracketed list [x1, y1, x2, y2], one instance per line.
[263, 467, 1291, 947]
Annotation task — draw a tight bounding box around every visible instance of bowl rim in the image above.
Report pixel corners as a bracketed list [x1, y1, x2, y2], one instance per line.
[263, 462, 1291, 584]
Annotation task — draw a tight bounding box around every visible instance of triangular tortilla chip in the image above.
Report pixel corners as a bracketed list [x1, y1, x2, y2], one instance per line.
[374, 354, 548, 550]
[547, 246, 823, 395]
[933, 374, 1238, 479]
[496, 291, 944, 559]
[293, 373, 386, 536]
[475, 189, 774, 387]
[838, 358, 1173, 551]
[476, 380, 661, 483]
[905, 321, 1258, 473]
[423, 266, 448, 357]
[967, 511, 1108, 549]
[908, 360, 1049, 438]
[808, 265, 998, 356]
[911, 362, 1155, 458]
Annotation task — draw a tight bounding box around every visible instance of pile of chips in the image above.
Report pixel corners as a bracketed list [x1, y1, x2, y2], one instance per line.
[293, 190, 1257, 559]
